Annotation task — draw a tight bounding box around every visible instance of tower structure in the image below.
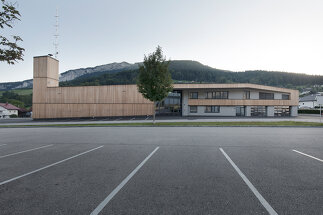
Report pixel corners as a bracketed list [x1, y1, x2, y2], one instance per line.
[53, 8, 59, 59]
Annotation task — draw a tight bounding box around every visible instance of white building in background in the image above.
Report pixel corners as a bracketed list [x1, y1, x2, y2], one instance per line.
[0, 103, 19, 118]
[298, 94, 319, 109]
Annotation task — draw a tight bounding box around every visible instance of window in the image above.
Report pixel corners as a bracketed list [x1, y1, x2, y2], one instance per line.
[205, 106, 220, 113]
[236, 106, 245, 116]
[282, 94, 290, 100]
[206, 92, 213, 99]
[274, 106, 290, 116]
[259, 92, 274, 100]
[222, 91, 228, 99]
[189, 106, 197, 113]
[243, 91, 250, 99]
[206, 91, 228, 99]
[251, 106, 267, 116]
[190, 92, 198, 99]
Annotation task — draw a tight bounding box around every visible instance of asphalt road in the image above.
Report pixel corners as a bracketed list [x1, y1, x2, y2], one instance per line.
[0, 114, 322, 125]
[0, 127, 322, 214]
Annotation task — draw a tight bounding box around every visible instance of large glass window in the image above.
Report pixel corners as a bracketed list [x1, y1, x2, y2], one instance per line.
[190, 106, 197, 113]
[206, 91, 228, 99]
[274, 106, 290, 116]
[259, 92, 274, 100]
[156, 91, 182, 116]
[205, 106, 220, 113]
[243, 91, 250, 99]
[190, 92, 198, 99]
[251, 106, 267, 116]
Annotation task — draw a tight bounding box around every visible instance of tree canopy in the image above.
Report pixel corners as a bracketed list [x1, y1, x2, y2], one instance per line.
[0, 0, 24, 64]
[137, 46, 173, 102]
[136, 46, 173, 123]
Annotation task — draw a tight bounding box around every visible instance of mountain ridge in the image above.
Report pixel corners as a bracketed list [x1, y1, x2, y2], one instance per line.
[1, 60, 323, 90]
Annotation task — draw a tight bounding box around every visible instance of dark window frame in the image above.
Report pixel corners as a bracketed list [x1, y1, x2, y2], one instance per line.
[250, 106, 267, 117]
[282, 94, 290, 100]
[205, 106, 220, 113]
[190, 92, 198, 99]
[206, 91, 228, 99]
[189, 106, 198, 113]
[274, 106, 290, 116]
[259, 92, 274, 100]
[244, 91, 250, 99]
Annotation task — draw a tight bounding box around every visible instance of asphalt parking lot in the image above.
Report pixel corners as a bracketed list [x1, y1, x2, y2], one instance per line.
[0, 127, 322, 214]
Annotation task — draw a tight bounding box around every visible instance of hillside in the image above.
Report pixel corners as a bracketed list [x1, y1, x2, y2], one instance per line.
[60, 60, 323, 88]
[0, 62, 138, 90]
[2, 60, 323, 91]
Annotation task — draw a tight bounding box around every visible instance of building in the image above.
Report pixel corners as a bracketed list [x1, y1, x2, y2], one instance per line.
[299, 94, 319, 109]
[0, 103, 20, 118]
[32, 56, 298, 119]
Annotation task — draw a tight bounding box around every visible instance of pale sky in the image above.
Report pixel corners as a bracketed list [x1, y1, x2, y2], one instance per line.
[1, 0, 323, 82]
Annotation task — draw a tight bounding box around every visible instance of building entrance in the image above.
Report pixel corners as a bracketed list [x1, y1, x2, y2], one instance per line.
[236, 106, 245, 116]
[156, 90, 182, 116]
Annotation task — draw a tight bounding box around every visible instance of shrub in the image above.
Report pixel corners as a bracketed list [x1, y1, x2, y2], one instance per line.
[298, 109, 322, 114]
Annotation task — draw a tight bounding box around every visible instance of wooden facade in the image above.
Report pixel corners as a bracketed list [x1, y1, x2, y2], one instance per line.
[32, 56, 299, 119]
[32, 56, 153, 119]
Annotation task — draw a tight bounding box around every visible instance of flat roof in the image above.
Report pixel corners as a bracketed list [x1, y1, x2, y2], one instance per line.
[173, 83, 296, 94]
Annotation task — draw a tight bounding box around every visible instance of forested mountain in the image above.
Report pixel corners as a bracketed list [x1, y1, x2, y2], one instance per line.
[2, 60, 323, 90]
[60, 60, 323, 89]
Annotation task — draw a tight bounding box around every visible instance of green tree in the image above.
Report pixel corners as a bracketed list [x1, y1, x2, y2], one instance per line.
[0, 0, 24, 64]
[137, 46, 173, 123]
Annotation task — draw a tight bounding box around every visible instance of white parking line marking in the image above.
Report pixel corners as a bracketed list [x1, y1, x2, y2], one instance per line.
[0, 145, 103, 186]
[293, 150, 323, 162]
[219, 148, 278, 215]
[90, 146, 159, 215]
[0, 144, 7, 147]
[0, 144, 53, 159]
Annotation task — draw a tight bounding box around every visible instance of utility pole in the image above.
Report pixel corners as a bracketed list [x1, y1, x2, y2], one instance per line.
[320, 104, 322, 123]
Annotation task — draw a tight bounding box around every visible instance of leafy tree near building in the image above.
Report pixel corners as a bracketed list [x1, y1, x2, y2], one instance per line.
[137, 46, 173, 123]
[0, 0, 24, 64]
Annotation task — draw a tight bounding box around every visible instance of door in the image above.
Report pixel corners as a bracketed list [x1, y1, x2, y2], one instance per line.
[236, 106, 245, 116]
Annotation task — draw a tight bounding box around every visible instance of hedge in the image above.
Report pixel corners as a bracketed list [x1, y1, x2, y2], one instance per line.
[298, 109, 322, 114]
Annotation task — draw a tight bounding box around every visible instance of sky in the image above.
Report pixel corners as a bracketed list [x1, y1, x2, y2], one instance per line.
[1, 0, 323, 82]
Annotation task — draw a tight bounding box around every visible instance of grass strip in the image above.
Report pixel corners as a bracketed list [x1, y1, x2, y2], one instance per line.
[1, 121, 323, 128]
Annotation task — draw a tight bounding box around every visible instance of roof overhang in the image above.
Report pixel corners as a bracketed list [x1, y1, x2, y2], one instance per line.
[173, 83, 295, 94]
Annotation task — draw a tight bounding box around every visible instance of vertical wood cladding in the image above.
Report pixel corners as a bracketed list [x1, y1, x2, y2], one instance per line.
[33, 56, 153, 119]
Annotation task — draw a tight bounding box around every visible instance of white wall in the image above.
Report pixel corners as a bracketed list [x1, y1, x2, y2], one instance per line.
[182, 90, 189, 116]
[245, 106, 251, 116]
[299, 101, 316, 109]
[267, 106, 275, 117]
[0, 106, 16, 118]
[250, 90, 259, 99]
[274, 93, 282, 100]
[290, 106, 298, 117]
[228, 90, 243, 99]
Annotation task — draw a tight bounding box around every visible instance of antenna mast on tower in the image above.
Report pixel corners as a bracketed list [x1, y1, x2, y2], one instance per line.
[54, 8, 59, 59]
